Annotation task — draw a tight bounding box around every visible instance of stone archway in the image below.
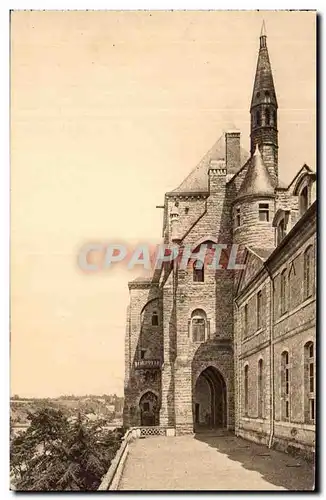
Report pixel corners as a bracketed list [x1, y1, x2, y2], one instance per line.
[139, 391, 159, 426]
[193, 366, 227, 431]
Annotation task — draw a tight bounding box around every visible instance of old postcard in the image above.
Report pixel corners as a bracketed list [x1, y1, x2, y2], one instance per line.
[10, 10, 316, 491]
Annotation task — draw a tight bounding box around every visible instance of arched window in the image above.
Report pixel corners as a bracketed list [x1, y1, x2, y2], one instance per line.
[151, 311, 159, 326]
[244, 365, 249, 417]
[280, 269, 287, 315]
[265, 90, 270, 99]
[193, 260, 204, 282]
[299, 186, 309, 216]
[265, 108, 270, 125]
[304, 245, 314, 300]
[277, 219, 286, 245]
[304, 342, 315, 423]
[258, 359, 264, 418]
[281, 351, 290, 421]
[256, 110, 261, 127]
[191, 309, 207, 342]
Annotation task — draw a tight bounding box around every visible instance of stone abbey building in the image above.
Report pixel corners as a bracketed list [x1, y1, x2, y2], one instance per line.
[123, 27, 316, 457]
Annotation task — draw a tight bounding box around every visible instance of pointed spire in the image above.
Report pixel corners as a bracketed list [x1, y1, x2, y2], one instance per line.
[250, 25, 277, 109]
[236, 145, 275, 201]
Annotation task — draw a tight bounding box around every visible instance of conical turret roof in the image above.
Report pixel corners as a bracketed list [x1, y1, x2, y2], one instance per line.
[236, 145, 275, 200]
[250, 22, 278, 109]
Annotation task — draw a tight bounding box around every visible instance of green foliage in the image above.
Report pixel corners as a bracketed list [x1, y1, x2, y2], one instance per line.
[10, 408, 123, 491]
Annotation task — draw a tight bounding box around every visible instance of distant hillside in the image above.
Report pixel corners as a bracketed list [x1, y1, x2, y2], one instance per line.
[10, 395, 124, 426]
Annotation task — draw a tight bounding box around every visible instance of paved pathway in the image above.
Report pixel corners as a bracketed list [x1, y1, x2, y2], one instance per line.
[118, 433, 315, 491]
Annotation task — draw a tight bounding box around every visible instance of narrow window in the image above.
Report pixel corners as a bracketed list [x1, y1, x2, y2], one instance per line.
[281, 351, 290, 421]
[256, 110, 261, 127]
[244, 304, 248, 338]
[273, 110, 277, 127]
[236, 207, 241, 227]
[304, 342, 315, 423]
[152, 311, 159, 326]
[280, 269, 287, 315]
[265, 108, 270, 125]
[140, 349, 146, 360]
[193, 260, 204, 282]
[244, 365, 249, 417]
[277, 219, 286, 245]
[259, 203, 269, 222]
[299, 186, 309, 216]
[191, 309, 206, 342]
[258, 359, 264, 418]
[304, 245, 313, 300]
[257, 290, 262, 330]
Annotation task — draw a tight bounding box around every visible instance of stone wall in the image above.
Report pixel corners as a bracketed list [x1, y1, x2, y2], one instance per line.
[234, 207, 316, 458]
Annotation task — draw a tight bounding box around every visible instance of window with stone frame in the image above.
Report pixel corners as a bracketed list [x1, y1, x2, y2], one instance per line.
[281, 351, 290, 421]
[304, 245, 314, 300]
[280, 269, 287, 315]
[193, 260, 204, 282]
[304, 342, 315, 424]
[244, 364, 249, 417]
[151, 310, 159, 326]
[257, 290, 262, 330]
[258, 359, 264, 418]
[259, 203, 269, 222]
[191, 309, 207, 342]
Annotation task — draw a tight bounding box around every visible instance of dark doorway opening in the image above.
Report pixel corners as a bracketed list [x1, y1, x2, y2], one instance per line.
[139, 391, 159, 426]
[193, 366, 227, 431]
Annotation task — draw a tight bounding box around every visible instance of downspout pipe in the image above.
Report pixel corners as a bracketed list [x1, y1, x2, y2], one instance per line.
[264, 263, 275, 449]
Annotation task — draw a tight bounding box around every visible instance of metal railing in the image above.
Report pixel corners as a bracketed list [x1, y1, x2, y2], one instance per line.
[134, 359, 161, 369]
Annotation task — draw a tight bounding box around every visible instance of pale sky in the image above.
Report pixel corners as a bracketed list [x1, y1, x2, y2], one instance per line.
[11, 10, 316, 397]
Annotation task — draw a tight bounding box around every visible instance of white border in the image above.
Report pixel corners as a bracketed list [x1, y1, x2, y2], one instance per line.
[2, 2, 324, 498]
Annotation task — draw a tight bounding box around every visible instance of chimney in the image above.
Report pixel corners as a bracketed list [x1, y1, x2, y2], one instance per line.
[225, 130, 241, 175]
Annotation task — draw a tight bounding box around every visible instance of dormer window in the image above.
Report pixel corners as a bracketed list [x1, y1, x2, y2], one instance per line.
[299, 186, 309, 216]
[259, 203, 269, 222]
[277, 219, 286, 245]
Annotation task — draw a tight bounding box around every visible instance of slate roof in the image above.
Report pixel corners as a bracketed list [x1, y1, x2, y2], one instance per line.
[172, 134, 249, 194]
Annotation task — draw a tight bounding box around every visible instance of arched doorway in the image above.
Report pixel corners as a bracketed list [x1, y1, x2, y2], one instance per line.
[139, 391, 159, 426]
[193, 367, 227, 431]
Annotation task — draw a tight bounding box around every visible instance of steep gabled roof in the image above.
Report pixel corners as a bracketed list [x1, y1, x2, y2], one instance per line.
[172, 135, 249, 194]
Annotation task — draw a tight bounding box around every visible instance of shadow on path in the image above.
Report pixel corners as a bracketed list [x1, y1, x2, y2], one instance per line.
[195, 432, 315, 491]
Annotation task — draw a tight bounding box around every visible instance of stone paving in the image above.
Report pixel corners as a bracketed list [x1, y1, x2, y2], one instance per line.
[118, 433, 315, 491]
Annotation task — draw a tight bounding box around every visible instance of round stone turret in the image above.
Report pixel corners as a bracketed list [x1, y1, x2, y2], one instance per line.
[233, 145, 275, 249]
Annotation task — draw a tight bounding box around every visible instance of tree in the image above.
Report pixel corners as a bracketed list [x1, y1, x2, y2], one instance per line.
[10, 407, 123, 491]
